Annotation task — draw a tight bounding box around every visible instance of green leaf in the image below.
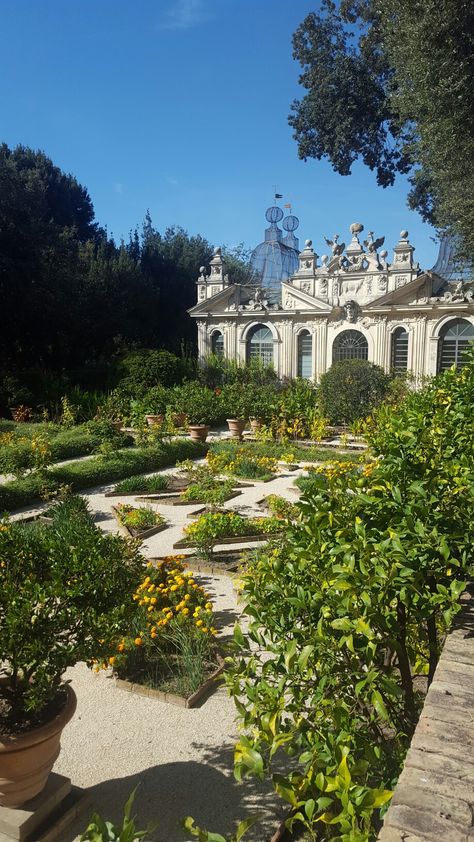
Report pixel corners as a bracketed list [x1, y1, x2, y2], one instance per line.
[297, 644, 314, 670]
[235, 816, 260, 842]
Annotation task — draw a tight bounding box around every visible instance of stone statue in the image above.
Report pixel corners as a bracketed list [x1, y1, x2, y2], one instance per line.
[343, 300, 358, 323]
[364, 232, 385, 270]
[443, 280, 474, 303]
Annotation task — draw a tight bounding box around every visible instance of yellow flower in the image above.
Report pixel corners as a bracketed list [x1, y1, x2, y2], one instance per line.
[196, 619, 203, 627]
[134, 637, 143, 646]
[182, 607, 190, 616]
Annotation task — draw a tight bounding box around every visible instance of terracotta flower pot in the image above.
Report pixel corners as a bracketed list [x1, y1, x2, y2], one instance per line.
[250, 417, 264, 432]
[226, 418, 246, 440]
[188, 425, 210, 443]
[0, 684, 77, 808]
[145, 414, 164, 427]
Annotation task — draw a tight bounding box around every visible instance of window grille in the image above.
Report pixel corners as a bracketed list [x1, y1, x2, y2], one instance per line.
[438, 319, 474, 372]
[391, 327, 409, 371]
[247, 324, 273, 366]
[211, 331, 224, 356]
[297, 330, 312, 378]
[332, 330, 368, 362]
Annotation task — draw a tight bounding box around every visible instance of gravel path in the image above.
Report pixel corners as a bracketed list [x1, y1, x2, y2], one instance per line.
[10, 456, 309, 841]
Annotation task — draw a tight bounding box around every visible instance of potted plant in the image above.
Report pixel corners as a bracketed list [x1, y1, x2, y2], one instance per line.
[0, 498, 142, 808]
[221, 384, 252, 440]
[171, 383, 217, 443]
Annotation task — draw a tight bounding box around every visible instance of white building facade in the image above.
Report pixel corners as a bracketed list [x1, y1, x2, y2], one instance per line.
[189, 219, 474, 380]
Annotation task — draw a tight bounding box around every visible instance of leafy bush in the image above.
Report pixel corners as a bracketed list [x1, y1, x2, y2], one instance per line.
[0, 498, 142, 719]
[0, 439, 207, 511]
[119, 349, 194, 393]
[319, 359, 391, 424]
[224, 353, 474, 840]
[198, 355, 278, 389]
[169, 382, 223, 425]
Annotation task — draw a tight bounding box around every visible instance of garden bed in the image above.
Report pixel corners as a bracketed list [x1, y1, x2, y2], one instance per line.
[150, 549, 246, 576]
[138, 490, 243, 507]
[114, 655, 225, 708]
[112, 504, 168, 540]
[174, 531, 276, 549]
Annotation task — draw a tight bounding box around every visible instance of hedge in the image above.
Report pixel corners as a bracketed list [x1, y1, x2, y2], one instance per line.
[0, 439, 207, 512]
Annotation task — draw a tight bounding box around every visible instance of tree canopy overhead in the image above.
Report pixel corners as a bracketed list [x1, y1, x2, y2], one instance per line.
[289, 0, 474, 261]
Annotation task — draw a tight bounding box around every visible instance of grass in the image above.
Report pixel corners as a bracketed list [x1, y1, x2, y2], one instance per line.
[114, 474, 170, 493]
[0, 439, 207, 512]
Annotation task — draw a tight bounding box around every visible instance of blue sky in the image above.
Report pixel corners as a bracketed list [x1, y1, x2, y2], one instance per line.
[0, 0, 438, 268]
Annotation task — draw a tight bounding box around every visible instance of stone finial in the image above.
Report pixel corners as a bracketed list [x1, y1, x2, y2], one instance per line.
[349, 222, 364, 237]
[305, 239, 312, 248]
[400, 230, 409, 240]
[214, 246, 222, 255]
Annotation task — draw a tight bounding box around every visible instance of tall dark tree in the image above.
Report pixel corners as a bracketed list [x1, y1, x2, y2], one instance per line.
[289, 0, 474, 260]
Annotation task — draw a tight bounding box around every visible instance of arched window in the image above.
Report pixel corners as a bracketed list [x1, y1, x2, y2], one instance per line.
[211, 331, 224, 356]
[247, 324, 273, 366]
[332, 330, 368, 363]
[297, 330, 312, 378]
[437, 318, 474, 372]
[391, 327, 409, 372]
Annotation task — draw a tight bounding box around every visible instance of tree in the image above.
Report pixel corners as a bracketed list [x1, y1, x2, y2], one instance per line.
[289, 0, 474, 261]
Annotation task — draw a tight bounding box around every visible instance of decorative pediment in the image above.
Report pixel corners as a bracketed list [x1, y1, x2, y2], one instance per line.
[281, 282, 332, 313]
[364, 273, 433, 310]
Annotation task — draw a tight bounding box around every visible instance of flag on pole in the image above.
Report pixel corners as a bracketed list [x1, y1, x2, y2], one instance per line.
[274, 193, 283, 199]
[283, 203, 291, 208]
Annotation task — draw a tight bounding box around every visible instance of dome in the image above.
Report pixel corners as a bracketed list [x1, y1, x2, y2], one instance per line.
[250, 206, 299, 294]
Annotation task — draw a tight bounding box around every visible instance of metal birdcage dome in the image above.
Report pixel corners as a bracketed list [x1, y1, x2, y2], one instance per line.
[250, 206, 299, 294]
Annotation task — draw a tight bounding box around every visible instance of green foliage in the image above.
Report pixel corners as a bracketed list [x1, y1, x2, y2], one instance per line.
[207, 445, 278, 481]
[184, 511, 285, 559]
[289, 1, 474, 259]
[114, 474, 169, 493]
[115, 504, 165, 531]
[198, 356, 279, 390]
[182, 816, 259, 842]
[119, 349, 193, 394]
[319, 360, 391, 424]
[0, 498, 143, 717]
[80, 788, 154, 841]
[210, 439, 353, 464]
[0, 439, 207, 511]
[170, 382, 222, 426]
[223, 353, 474, 840]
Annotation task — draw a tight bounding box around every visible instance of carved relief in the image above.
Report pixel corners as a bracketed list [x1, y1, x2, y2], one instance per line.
[198, 285, 205, 301]
[301, 282, 311, 293]
[395, 275, 408, 288]
[283, 294, 296, 309]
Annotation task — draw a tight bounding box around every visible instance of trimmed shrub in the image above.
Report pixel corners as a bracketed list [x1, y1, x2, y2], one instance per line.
[0, 439, 207, 511]
[319, 359, 391, 424]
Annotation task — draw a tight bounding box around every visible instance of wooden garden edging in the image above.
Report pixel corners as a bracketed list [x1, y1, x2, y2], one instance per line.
[114, 656, 225, 709]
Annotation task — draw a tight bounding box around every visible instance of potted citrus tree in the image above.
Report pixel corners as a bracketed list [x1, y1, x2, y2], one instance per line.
[171, 383, 217, 443]
[0, 498, 142, 808]
[222, 383, 252, 440]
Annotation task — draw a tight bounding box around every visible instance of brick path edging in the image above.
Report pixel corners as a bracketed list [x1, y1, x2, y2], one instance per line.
[378, 583, 474, 842]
